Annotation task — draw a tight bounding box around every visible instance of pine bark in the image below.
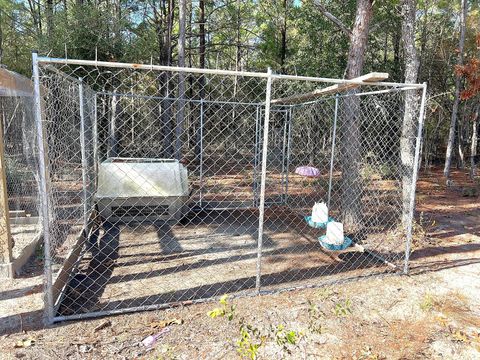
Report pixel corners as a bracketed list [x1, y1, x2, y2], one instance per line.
[175, 0, 187, 160]
[471, 104, 479, 179]
[400, 0, 420, 227]
[444, 0, 467, 182]
[340, 0, 373, 231]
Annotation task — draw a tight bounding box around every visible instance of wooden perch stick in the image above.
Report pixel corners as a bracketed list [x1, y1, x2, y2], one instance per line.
[271, 72, 389, 105]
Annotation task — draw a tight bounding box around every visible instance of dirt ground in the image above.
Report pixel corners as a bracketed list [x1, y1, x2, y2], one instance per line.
[0, 167, 479, 359]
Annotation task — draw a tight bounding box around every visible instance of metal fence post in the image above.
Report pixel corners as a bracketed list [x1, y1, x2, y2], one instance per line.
[285, 106, 293, 206]
[32, 52, 54, 324]
[327, 94, 339, 208]
[93, 93, 98, 182]
[78, 78, 89, 233]
[253, 105, 260, 207]
[256, 68, 273, 292]
[404, 83, 428, 274]
[281, 109, 288, 204]
[199, 99, 204, 208]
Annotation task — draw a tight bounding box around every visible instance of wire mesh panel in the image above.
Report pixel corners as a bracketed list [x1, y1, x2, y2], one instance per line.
[33, 56, 425, 323]
[259, 80, 424, 292]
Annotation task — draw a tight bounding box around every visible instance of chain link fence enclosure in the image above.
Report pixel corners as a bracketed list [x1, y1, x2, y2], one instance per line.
[0, 68, 41, 276]
[32, 56, 426, 323]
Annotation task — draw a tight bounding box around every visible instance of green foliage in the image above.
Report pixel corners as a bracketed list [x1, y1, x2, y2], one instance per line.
[273, 324, 300, 348]
[207, 294, 236, 321]
[307, 299, 325, 334]
[207, 295, 304, 358]
[333, 297, 352, 317]
[420, 293, 436, 312]
[237, 324, 264, 360]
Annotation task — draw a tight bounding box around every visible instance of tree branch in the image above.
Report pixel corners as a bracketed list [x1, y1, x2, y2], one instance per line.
[313, 1, 352, 39]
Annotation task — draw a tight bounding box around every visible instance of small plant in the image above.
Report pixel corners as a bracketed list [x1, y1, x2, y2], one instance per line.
[207, 294, 236, 320]
[419, 293, 436, 312]
[272, 324, 301, 354]
[307, 300, 324, 334]
[316, 286, 335, 300]
[333, 298, 352, 317]
[237, 324, 264, 360]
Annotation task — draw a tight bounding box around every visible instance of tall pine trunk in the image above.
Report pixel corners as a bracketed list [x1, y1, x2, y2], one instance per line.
[175, 0, 186, 160]
[340, 0, 373, 231]
[156, 0, 175, 158]
[400, 0, 420, 227]
[471, 104, 479, 179]
[195, 0, 206, 163]
[444, 0, 467, 182]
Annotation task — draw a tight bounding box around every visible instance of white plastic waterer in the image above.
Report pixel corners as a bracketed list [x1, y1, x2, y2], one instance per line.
[311, 202, 328, 223]
[326, 221, 344, 245]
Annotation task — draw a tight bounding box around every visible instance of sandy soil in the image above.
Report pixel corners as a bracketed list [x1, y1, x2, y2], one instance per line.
[0, 167, 479, 359]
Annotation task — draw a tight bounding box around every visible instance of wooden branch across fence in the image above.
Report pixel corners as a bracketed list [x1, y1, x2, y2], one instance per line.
[271, 72, 389, 105]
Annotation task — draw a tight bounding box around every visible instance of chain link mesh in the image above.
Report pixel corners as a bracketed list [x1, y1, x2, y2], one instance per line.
[34, 59, 424, 321]
[0, 84, 41, 267]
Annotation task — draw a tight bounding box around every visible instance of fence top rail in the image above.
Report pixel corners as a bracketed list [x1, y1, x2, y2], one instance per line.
[36, 56, 425, 90]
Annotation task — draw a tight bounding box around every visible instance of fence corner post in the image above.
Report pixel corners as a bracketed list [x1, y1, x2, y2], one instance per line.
[256, 68, 273, 293]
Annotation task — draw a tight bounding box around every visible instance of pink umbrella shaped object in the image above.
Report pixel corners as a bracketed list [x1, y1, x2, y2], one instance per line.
[295, 166, 320, 177]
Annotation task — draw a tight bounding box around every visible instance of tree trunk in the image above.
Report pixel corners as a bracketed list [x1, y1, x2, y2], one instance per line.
[0, 10, 3, 65]
[198, 0, 206, 90]
[400, 0, 420, 227]
[340, 0, 373, 231]
[195, 0, 206, 162]
[470, 104, 479, 179]
[457, 102, 466, 169]
[280, 0, 288, 73]
[175, 0, 187, 160]
[156, 0, 175, 158]
[231, 0, 242, 152]
[444, 0, 467, 181]
[46, 0, 54, 43]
